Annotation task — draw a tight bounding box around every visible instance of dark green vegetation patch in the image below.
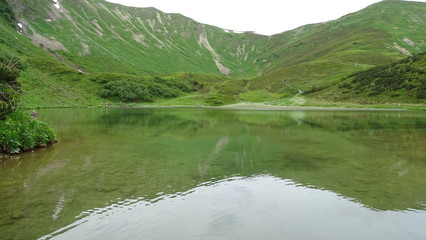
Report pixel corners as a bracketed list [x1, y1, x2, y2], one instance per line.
[0, 61, 21, 118]
[337, 52, 426, 103]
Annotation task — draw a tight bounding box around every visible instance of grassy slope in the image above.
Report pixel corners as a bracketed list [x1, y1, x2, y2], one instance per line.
[249, 1, 426, 99]
[10, 0, 269, 78]
[149, 0, 426, 106]
[1, 0, 425, 107]
[312, 52, 426, 104]
[164, 1, 426, 106]
[1, 0, 235, 107]
[0, 1, 104, 107]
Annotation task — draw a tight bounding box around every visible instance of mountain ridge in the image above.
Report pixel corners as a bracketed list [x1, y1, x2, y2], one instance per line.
[6, 0, 271, 77]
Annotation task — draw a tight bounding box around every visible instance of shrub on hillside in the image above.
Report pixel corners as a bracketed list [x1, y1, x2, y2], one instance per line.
[417, 79, 426, 99]
[98, 80, 187, 102]
[346, 52, 426, 99]
[99, 81, 153, 102]
[0, 61, 21, 119]
[147, 83, 179, 98]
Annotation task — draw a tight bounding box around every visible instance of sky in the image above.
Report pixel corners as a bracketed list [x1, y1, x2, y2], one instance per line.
[105, 0, 424, 35]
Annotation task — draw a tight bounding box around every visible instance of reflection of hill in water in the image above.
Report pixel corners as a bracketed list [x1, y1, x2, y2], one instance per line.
[40, 175, 426, 240]
[1, 108, 425, 239]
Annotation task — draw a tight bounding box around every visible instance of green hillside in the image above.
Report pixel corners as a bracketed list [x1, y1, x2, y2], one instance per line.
[0, 0, 110, 107]
[0, 0, 231, 107]
[313, 52, 426, 104]
[250, 0, 426, 98]
[6, 0, 269, 78]
[0, 0, 426, 107]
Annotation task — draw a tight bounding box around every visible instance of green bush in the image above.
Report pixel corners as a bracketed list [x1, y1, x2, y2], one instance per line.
[0, 111, 56, 154]
[98, 81, 153, 102]
[0, 57, 57, 154]
[0, 61, 21, 119]
[417, 79, 426, 99]
[92, 72, 197, 102]
[98, 80, 188, 102]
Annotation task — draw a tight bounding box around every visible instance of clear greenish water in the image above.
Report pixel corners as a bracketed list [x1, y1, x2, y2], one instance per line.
[1, 108, 426, 240]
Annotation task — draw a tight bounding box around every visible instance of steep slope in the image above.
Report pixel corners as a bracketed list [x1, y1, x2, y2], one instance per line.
[0, 0, 232, 107]
[265, 0, 426, 71]
[0, 0, 106, 107]
[6, 0, 269, 78]
[250, 0, 426, 97]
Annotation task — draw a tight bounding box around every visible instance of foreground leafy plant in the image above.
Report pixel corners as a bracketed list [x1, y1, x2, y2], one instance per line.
[0, 110, 56, 154]
[0, 57, 57, 154]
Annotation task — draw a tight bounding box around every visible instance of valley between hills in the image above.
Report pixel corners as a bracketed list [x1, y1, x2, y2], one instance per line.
[2, 2, 426, 238]
[0, 0, 426, 109]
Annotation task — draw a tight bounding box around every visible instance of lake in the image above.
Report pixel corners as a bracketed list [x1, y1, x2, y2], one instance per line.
[1, 108, 426, 240]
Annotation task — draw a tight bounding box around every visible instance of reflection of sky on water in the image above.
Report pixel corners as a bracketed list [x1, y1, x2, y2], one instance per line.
[42, 175, 426, 240]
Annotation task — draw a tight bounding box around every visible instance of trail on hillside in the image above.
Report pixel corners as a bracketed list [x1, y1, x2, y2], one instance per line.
[283, 80, 303, 96]
[283, 80, 306, 105]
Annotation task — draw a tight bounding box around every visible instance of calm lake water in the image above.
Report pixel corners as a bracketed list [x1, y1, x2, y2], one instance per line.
[1, 108, 426, 240]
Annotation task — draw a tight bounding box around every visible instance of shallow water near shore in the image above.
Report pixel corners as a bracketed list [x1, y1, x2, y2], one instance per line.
[1, 108, 426, 240]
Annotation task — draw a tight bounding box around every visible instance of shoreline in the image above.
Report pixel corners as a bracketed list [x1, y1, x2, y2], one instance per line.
[128, 104, 410, 111]
[23, 102, 425, 111]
